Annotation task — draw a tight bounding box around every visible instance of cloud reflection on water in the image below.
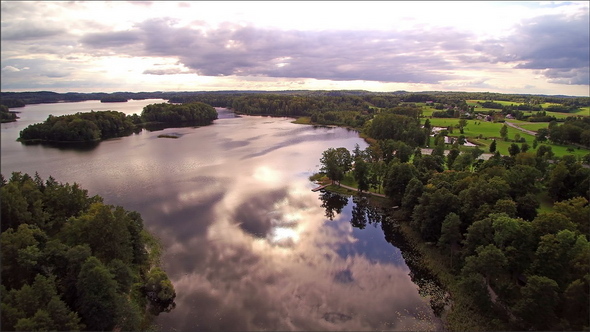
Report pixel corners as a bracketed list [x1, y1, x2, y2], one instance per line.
[156, 172, 440, 331]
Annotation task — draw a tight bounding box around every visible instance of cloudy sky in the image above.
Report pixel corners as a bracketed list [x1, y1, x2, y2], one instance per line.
[1, 1, 589, 96]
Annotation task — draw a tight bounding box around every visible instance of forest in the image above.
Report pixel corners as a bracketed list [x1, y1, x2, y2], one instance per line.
[17, 102, 217, 143]
[0, 172, 176, 331]
[316, 122, 589, 330]
[1, 104, 18, 123]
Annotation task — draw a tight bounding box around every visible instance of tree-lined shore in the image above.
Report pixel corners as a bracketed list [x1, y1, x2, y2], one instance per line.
[1, 173, 176, 331]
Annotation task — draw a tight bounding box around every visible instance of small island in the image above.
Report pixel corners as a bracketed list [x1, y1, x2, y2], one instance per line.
[17, 102, 218, 144]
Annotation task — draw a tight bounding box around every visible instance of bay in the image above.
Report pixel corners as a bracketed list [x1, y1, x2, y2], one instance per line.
[1, 100, 441, 331]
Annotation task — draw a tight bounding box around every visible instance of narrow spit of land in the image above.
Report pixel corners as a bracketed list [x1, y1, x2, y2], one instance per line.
[312, 181, 387, 198]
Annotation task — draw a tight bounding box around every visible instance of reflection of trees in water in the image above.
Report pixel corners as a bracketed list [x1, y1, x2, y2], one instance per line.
[318, 190, 449, 317]
[319, 191, 348, 221]
[318, 191, 385, 226]
[350, 196, 384, 229]
[381, 219, 450, 316]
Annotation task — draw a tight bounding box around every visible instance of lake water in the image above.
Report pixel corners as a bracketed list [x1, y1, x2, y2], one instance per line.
[1, 100, 441, 331]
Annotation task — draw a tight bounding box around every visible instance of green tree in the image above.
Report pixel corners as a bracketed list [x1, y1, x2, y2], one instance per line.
[512, 275, 560, 330]
[451, 153, 475, 171]
[489, 139, 497, 153]
[458, 118, 468, 133]
[504, 165, 541, 199]
[446, 148, 460, 169]
[438, 212, 461, 267]
[531, 212, 576, 238]
[462, 217, 494, 258]
[562, 278, 590, 330]
[508, 143, 520, 156]
[412, 187, 460, 242]
[320, 147, 352, 185]
[401, 177, 423, 212]
[535, 128, 549, 142]
[353, 158, 370, 192]
[493, 199, 517, 217]
[515, 193, 540, 221]
[76, 256, 119, 331]
[384, 162, 417, 203]
[63, 203, 133, 264]
[145, 267, 176, 306]
[463, 244, 507, 283]
[553, 197, 590, 237]
[500, 124, 508, 140]
[0, 224, 46, 289]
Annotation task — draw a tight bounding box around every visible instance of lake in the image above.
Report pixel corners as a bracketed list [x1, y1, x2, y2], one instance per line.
[1, 100, 442, 331]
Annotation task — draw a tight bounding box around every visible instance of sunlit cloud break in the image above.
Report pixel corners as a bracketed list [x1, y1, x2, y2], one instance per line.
[1, 1, 588, 95]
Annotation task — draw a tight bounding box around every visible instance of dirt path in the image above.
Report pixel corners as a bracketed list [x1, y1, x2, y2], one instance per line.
[336, 183, 387, 198]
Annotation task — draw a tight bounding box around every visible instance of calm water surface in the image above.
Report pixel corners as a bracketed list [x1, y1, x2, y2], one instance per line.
[1, 100, 441, 331]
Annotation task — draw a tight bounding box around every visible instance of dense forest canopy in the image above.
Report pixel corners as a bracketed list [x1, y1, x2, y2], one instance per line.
[0, 172, 175, 331]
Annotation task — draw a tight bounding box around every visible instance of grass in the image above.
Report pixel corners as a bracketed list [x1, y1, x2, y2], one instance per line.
[425, 118, 589, 158]
[466, 99, 523, 107]
[537, 191, 554, 214]
[506, 120, 548, 131]
[292, 116, 312, 125]
[421, 106, 436, 117]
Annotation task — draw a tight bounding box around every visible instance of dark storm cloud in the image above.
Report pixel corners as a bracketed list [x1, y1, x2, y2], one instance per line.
[477, 12, 590, 85]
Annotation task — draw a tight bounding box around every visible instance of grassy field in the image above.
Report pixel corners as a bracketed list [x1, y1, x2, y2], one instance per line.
[499, 110, 584, 119]
[506, 120, 549, 131]
[292, 116, 312, 124]
[424, 118, 589, 158]
[570, 106, 589, 116]
[421, 106, 436, 117]
[466, 99, 523, 107]
[466, 100, 588, 118]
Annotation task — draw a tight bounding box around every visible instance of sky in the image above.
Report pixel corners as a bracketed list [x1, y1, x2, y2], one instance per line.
[1, 1, 589, 96]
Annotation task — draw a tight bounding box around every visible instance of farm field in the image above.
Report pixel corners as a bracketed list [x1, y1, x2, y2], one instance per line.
[424, 117, 589, 158]
[506, 120, 549, 131]
[466, 99, 523, 107]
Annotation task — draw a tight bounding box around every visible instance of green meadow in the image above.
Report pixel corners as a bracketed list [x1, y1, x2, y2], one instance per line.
[466, 99, 523, 107]
[424, 118, 589, 158]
